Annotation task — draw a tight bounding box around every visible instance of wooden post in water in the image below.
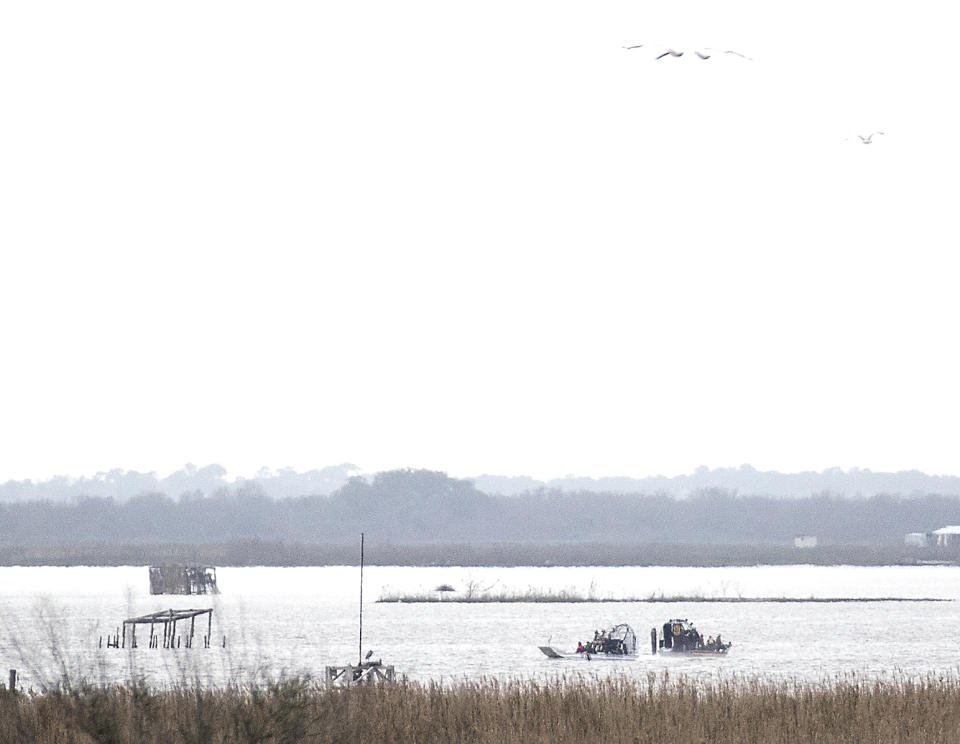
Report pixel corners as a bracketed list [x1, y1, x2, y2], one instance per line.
[358, 532, 364, 666]
[8, 669, 16, 692]
[325, 663, 395, 687]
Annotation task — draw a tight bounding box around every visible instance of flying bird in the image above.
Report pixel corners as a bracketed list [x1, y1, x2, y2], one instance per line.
[624, 44, 750, 60]
[858, 132, 885, 144]
[696, 48, 752, 60]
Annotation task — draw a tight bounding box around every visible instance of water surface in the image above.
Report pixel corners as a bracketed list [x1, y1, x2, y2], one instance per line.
[1, 565, 957, 689]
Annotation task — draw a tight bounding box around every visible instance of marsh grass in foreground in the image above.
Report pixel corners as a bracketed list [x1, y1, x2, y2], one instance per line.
[4, 673, 960, 743]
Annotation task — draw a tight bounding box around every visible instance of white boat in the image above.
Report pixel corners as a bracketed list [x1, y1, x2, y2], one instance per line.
[539, 623, 638, 661]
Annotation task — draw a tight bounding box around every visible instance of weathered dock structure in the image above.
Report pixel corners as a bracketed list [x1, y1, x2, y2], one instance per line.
[149, 565, 219, 595]
[325, 534, 398, 686]
[105, 608, 216, 649]
[325, 661, 395, 686]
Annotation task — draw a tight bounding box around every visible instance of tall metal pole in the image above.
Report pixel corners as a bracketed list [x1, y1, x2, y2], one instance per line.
[358, 532, 364, 666]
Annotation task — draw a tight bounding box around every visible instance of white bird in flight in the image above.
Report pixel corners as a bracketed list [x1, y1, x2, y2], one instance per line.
[858, 132, 885, 144]
[656, 48, 684, 60]
[623, 44, 751, 60]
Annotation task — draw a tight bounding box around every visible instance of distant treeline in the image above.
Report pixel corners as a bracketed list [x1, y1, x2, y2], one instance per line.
[2, 469, 960, 554]
[5, 463, 960, 503]
[0, 463, 360, 503]
[474, 466, 960, 498]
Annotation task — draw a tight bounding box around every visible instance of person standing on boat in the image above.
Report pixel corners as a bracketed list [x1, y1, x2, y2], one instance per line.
[576, 641, 585, 653]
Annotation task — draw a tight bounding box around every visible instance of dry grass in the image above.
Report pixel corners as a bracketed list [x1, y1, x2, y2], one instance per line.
[379, 588, 596, 603]
[379, 591, 947, 603]
[4, 673, 960, 743]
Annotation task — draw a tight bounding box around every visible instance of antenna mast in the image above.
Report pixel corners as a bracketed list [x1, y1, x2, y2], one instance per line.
[358, 532, 364, 666]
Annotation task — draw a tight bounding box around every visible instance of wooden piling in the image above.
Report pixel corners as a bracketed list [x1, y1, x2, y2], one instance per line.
[9, 669, 16, 692]
[110, 609, 214, 651]
[325, 663, 395, 687]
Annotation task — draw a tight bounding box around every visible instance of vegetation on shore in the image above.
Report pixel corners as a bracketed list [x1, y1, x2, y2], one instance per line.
[2, 539, 957, 568]
[4, 673, 960, 743]
[5, 468, 960, 553]
[378, 591, 950, 603]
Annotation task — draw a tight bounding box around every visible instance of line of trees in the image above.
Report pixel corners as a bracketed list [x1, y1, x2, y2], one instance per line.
[2, 469, 960, 548]
[6, 463, 960, 504]
[0, 463, 360, 503]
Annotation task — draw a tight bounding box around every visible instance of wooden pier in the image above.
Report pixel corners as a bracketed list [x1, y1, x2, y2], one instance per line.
[102, 608, 217, 650]
[325, 661, 395, 687]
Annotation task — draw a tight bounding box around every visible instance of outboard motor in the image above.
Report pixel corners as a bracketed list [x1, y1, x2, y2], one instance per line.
[662, 622, 673, 650]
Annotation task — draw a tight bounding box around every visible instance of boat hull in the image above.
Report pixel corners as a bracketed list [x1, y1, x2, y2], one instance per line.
[539, 646, 638, 661]
[662, 647, 730, 656]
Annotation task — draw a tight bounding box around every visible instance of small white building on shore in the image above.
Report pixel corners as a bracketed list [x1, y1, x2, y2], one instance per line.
[905, 526, 960, 547]
[931, 525, 960, 547]
[904, 532, 929, 547]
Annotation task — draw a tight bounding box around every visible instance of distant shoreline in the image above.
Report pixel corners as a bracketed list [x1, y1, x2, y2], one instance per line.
[1, 540, 958, 568]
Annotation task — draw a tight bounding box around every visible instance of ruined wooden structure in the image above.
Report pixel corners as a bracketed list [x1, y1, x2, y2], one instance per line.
[108, 608, 215, 649]
[324, 534, 398, 686]
[149, 565, 219, 595]
[325, 661, 395, 686]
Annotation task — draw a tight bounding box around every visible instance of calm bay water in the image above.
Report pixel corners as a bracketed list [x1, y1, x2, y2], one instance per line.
[1, 565, 958, 689]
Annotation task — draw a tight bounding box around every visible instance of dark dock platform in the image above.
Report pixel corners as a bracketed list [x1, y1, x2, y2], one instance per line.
[149, 566, 219, 595]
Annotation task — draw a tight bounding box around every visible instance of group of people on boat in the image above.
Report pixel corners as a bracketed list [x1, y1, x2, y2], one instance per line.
[702, 634, 724, 651]
[575, 628, 630, 656]
[542, 619, 730, 660]
[658, 619, 731, 654]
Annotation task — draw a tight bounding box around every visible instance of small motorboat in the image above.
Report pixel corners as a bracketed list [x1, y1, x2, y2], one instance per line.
[651, 618, 731, 655]
[539, 623, 639, 660]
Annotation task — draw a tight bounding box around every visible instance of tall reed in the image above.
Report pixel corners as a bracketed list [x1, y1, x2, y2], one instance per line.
[4, 672, 960, 743]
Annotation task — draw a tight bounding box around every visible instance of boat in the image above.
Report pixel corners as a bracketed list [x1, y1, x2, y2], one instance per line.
[539, 623, 639, 660]
[651, 618, 731, 655]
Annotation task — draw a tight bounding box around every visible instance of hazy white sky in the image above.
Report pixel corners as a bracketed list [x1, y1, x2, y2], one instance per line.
[2, 0, 958, 483]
